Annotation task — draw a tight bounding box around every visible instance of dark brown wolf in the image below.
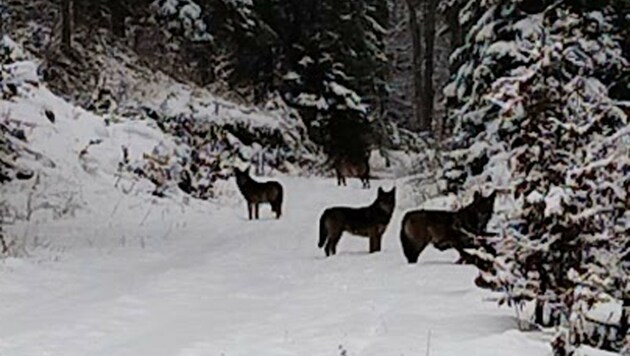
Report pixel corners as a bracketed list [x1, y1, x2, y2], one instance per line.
[234, 167, 283, 220]
[399, 191, 497, 264]
[318, 187, 396, 256]
[333, 154, 371, 189]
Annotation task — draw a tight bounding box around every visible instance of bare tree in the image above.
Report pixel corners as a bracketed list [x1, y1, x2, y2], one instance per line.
[384, 0, 414, 128]
[403, 0, 424, 131]
[444, 2, 463, 59]
[61, 0, 73, 50]
[421, 0, 437, 133]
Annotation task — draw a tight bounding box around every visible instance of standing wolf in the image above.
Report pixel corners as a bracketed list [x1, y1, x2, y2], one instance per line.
[234, 167, 284, 220]
[318, 187, 396, 256]
[333, 154, 371, 189]
[399, 191, 497, 263]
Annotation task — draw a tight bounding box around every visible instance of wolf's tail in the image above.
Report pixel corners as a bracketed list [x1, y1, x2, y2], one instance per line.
[318, 212, 328, 248]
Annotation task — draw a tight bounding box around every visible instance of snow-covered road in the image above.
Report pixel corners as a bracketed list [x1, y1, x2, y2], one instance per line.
[0, 177, 549, 356]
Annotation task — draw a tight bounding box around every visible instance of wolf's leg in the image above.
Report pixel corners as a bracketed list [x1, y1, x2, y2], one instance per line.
[411, 241, 428, 263]
[369, 234, 382, 253]
[364, 177, 370, 189]
[273, 202, 281, 219]
[330, 231, 342, 255]
[271, 186, 283, 219]
[324, 233, 335, 256]
[255, 203, 260, 219]
[247, 203, 252, 220]
[451, 233, 477, 264]
[326, 230, 342, 256]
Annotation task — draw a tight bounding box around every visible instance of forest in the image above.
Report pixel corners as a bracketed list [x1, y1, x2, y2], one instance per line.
[1, 0, 629, 355]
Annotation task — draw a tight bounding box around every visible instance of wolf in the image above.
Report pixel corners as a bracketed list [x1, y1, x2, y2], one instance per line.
[333, 154, 371, 189]
[399, 191, 497, 264]
[234, 167, 284, 220]
[318, 187, 396, 256]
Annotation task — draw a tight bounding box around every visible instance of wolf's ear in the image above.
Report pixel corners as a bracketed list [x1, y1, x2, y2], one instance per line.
[473, 191, 482, 200]
[245, 166, 251, 175]
[378, 186, 384, 194]
[389, 187, 396, 194]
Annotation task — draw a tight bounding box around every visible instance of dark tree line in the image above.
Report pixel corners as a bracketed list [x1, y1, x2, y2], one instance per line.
[56, 0, 393, 159]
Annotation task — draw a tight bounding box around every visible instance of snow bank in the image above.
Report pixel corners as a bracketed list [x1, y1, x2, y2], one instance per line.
[1, 36, 310, 253]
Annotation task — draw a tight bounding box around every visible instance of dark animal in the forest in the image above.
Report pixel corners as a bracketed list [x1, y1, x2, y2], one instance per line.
[318, 187, 396, 256]
[400, 191, 497, 264]
[333, 154, 370, 189]
[234, 167, 284, 220]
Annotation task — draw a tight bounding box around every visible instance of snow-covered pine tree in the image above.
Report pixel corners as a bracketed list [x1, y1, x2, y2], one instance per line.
[278, 0, 388, 158]
[441, 0, 630, 353]
[385, 0, 415, 128]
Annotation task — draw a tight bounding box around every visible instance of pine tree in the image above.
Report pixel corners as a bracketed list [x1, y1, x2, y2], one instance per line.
[268, 0, 388, 158]
[139, 0, 389, 157]
[442, 0, 630, 353]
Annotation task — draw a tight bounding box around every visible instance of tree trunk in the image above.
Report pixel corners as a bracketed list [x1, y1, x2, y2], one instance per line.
[442, 2, 464, 137]
[0, 1, 7, 37]
[110, 0, 126, 38]
[61, 0, 73, 51]
[421, 0, 437, 133]
[73, 0, 82, 27]
[403, 0, 424, 131]
[446, 4, 463, 67]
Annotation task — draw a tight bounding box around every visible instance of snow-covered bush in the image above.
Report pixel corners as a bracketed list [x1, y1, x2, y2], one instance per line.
[121, 92, 322, 199]
[441, 0, 630, 353]
[1, 35, 36, 183]
[151, 0, 212, 42]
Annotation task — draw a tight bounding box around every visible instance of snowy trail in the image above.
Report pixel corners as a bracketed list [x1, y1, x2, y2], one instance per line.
[0, 177, 548, 356]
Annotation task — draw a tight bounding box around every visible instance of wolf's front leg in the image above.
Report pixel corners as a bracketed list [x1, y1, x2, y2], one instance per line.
[247, 203, 253, 220]
[362, 177, 370, 189]
[369, 234, 382, 253]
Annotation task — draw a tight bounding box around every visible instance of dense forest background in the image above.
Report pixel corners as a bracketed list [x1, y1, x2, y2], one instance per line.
[3, 0, 458, 159]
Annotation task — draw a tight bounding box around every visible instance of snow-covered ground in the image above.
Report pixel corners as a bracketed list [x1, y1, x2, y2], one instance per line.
[1, 45, 550, 356]
[0, 176, 551, 356]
